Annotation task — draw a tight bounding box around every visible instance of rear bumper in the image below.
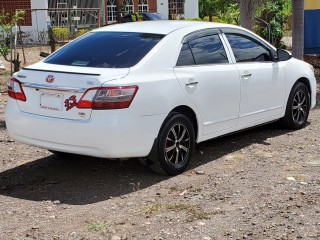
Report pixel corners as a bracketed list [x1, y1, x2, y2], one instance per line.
[5, 99, 165, 158]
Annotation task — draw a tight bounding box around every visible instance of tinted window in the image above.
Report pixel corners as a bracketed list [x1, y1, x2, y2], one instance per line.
[225, 34, 272, 62]
[189, 35, 228, 65]
[145, 13, 167, 20]
[44, 32, 164, 68]
[176, 43, 195, 66]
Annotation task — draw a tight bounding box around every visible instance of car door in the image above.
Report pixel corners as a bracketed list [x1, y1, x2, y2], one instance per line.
[223, 31, 286, 126]
[174, 30, 240, 136]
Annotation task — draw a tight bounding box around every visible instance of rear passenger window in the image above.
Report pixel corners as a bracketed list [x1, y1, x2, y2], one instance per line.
[189, 35, 228, 65]
[176, 43, 195, 66]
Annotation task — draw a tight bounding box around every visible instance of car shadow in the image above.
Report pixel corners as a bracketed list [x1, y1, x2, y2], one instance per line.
[189, 122, 296, 170]
[0, 154, 169, 205]
[0, 122, 299, 205]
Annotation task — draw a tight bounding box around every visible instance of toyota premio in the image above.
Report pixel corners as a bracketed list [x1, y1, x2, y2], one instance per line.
[5, 21, 317, 175]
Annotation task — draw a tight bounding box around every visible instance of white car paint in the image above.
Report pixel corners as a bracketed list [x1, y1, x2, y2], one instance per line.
[5, 21, 317, 161]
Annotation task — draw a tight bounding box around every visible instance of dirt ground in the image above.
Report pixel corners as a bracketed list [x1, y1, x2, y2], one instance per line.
[0, 57, 320, 240]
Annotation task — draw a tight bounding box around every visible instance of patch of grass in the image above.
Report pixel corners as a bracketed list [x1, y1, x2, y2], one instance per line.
[285, 165, 302, 171]
[168, 203, 211, 222]
[289, 174, 306, 181]
[255, 150, 278, 158]
[224, 153, 246, 161]
[88, 221, 110, 233]
[189, 187, 202, 193]
[167, 203, 191, 212]
[144, 203, 163, 215]
[216, 165, 238, 171]
[143, 202, 217, 222]
[168, 186, 180, 193]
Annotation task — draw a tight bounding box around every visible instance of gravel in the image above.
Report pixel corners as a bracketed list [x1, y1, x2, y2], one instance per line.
[1, 75, 320, 239]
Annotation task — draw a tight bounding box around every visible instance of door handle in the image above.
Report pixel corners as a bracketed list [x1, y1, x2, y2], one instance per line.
[185, 81, 198, 86]
[242, 73, 252, 78]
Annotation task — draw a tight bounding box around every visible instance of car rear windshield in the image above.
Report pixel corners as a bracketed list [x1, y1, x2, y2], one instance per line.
[44, 32, 165, 68]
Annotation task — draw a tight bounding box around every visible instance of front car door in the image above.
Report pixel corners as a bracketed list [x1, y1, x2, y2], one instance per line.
[221, 29, 286, 126]
[174, 29, 240, 137]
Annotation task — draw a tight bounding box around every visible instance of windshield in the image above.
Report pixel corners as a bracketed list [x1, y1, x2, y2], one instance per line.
[44, 32, 165, 68]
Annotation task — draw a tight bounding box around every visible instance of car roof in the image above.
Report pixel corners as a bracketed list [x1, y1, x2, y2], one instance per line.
[95, 20, 234, 35]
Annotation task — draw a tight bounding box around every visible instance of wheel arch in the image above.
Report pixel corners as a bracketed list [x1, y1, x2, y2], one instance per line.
[293, 77, 312, 108]
[146, 105, 199, 164]
[169, 105, 199, 141]
[296, 77, 311, 96]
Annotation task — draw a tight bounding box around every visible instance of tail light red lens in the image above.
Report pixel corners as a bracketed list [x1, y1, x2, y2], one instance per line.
[77, 86, 138, 110]
[7, 77, 27, 102]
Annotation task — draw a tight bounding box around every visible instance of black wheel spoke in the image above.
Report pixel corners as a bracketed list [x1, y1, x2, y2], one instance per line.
[164, 123, 190, 167]
[292, 89, 308, 125]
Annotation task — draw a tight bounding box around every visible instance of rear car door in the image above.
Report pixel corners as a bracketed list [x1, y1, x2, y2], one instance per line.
[222, 30, 286, 125]
[174, 30, 240, 136]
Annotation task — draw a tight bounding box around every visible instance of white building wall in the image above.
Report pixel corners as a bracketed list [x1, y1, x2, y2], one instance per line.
[184, 0, 199, 19]
[157, 0, 198, 19]
[157, 0, 169, 18]
[20, 0, 48, 32]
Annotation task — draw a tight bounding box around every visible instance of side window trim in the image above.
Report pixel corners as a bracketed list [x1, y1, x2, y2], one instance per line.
[188, 34, 230, 65]
[176, 33, 231, 67]
[220, 27, 277, 61]
[219, 33, 235, 64]
[175, 42, 196, 67]
[182, 28, 221, 44]
[224, 33, 274, 63]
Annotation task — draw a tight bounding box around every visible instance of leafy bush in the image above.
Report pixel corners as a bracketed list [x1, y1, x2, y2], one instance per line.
[184, 18, 203, 21]
[52, 27, 70, 41]
[201, 3, 239, 25]
[76, 28, 91, 37]
[131, 13, 143, 22]
[0, 9, 25, 72]
[255, 0, 288, 48]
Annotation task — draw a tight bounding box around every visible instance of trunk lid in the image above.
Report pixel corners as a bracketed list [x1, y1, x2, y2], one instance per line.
[15, 62, 129, 120]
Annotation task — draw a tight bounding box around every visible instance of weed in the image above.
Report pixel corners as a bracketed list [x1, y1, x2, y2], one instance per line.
[289, 174, 306, 181]
[168, 203, 211, 222]
[285, 165, 301, 171]
[144, 203, 163, 215]
[224, 153, 246, 161]
[88, 221, 110, 233]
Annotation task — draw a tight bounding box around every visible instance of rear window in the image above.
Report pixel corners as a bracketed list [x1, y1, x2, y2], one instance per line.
[44, 32, 165, 68]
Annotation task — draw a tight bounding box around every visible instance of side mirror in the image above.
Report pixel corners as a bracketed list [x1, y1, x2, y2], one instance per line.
[277, 49, 292, 61]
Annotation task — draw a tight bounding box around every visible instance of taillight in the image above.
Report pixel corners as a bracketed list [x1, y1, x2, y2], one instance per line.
[77, 86, 138, 110]
[7, 77, 27, 102]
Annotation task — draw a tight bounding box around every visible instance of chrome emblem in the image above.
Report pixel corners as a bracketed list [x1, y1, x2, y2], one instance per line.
[45, 75, 55, 84]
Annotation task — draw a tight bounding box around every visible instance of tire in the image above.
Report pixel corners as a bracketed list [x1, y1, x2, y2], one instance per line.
[149, 113, 195, 175]
[281, 82, 310, 130]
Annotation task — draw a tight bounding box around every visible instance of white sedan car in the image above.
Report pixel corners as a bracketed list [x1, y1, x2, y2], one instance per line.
[5, 21, 316, 175]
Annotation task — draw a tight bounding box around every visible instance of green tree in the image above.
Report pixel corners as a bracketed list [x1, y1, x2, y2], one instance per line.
[256, 0, 289, 47]
[199, 0, 235, 21]
[0, 10, 25, 72]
